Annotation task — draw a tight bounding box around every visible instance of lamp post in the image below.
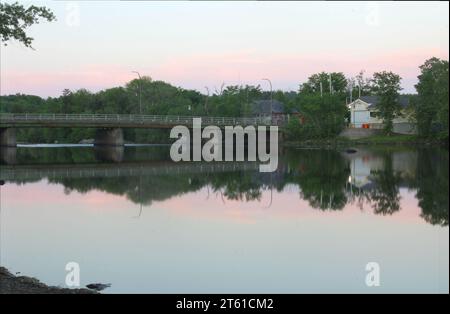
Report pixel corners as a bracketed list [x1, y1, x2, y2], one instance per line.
[262, 78, 272, 124]
[132, 71, 142, 114]
[204, 86, 209, 114]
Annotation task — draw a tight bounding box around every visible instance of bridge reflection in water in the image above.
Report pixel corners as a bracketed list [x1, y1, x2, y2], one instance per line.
[0, 160, 260, 181]
[0, 146, 448, 227]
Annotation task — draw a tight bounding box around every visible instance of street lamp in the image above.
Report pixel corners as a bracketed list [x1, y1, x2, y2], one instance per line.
[204, 86, 210, 115]
[132, 71, 142, 114]
[262, 78, 273, 124]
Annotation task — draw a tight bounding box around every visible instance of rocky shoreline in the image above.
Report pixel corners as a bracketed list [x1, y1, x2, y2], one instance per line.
[0, 267, 97, 294]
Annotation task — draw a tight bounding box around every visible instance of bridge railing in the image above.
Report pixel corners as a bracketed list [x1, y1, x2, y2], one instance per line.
[0, 161, 261, 180]
[0, 113, 277, 126]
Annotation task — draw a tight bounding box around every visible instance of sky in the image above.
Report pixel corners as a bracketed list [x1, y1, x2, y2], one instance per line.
[1, 1, 448, 97]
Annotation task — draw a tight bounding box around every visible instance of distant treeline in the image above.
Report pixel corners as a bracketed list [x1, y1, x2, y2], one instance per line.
[1, 57, 448, 143]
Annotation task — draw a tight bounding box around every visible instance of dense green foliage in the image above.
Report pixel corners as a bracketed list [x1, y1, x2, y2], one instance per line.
[0, 78, 286, 143]
[286, 93, 348, 140]
[413, 57, 449, 140]
[299, 72, 348, 94]
[371, 71, 403, 135]
[284, 72, 351, 140]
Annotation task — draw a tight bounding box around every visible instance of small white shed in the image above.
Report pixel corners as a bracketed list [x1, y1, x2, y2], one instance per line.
[348, 99, 372, 128]
[348, 96, 416, 134]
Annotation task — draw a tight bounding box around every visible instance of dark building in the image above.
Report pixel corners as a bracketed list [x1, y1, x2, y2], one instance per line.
[251, 100, 300, 125]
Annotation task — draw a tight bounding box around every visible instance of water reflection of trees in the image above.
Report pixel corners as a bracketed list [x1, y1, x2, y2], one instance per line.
[414, 148, 449, 226]
[2, 147, 448, 226]
[365, 153, 402, 216]
[209, 172, 263, 202]
[283, 149, 350, 210]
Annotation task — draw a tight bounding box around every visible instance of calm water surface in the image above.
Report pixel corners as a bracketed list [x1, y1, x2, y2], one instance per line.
[0, 145, 448, 293]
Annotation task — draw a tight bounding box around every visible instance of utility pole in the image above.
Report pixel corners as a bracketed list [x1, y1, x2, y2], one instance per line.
[329, 73, 332, 94]
[349, 85, 353, 103]
[262, 78, 273, 124]
[204, 86, 209, 114]
[132, 71, 142, 114]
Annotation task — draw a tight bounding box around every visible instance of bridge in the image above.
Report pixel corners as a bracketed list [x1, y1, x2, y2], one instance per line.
[0, 113, 277, 146]
[0, 161, 260, 182]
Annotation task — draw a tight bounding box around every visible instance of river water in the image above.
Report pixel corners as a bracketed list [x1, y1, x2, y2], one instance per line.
[0, 145, 448, 293]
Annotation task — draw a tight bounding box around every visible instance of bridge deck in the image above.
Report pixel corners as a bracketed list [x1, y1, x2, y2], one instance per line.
[0, 113, 277, 128]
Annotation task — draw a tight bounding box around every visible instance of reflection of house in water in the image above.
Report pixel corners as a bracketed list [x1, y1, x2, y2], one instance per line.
[342, 148, 417, 191]
[344, 149, 384, 189]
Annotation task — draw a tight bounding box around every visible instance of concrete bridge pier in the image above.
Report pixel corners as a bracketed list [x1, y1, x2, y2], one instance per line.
[0, 147, 17, 164]
[0, 128, 17, 147]
[94, 128, 124, 146]
[94, 145, 124, 162]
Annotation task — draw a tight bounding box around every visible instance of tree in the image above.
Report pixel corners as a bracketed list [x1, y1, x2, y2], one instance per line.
[414, 57, 449, 139]
[0, 1, 55, 48]
[299, 72, 348, 95]
[371, 71, 402, 135]
[287, 93, 347, 140]
[355, 70, 372, 97]
[290, 72, 349, 140]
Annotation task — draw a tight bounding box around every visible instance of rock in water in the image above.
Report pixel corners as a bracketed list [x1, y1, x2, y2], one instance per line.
[86, 283, 111, 291]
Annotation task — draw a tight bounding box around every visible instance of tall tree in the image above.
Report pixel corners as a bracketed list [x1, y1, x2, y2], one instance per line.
[355, 70, 372, 97]
[414, 57, 449, 139]
[371, 71, 402, 135]
[300, 72, 348, 95]
[0, 1, 56, 48]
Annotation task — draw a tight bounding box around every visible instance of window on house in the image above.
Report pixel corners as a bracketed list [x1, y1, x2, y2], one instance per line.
[370, 112, 377, 118]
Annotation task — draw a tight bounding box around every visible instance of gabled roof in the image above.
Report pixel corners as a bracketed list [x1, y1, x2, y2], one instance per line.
[359, 95, 410, 109]
[252, 99, 285, 114]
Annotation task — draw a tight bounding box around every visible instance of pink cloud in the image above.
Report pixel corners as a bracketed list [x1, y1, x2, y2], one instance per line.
[2, 64, 133, 97]
[2, 48, 448, 96]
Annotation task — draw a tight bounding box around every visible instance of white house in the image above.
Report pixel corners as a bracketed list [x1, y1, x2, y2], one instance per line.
[348, 95, 416, 134]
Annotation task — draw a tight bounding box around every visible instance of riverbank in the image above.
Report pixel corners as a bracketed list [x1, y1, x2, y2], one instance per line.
[0, 267, 97, 294]
[8, 134, 448, 149]
[283, 134, 447, 148]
